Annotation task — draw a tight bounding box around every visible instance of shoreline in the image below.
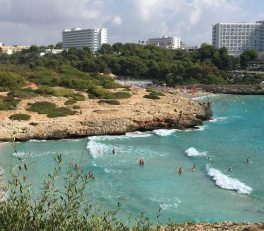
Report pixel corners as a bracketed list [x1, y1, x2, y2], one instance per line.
[0, 87, 212, 142]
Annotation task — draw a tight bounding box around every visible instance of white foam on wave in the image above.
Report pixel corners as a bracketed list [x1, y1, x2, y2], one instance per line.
[152, 129, 177, 136]
[150, 197, 181, 211]
[125, 131, 152, 138]
[87, 136, 112, 158]
[207, 167, 252, 194]
[185, 147, 207, 157]
[29, 139, 47, 142]
[12, 151, 29, 158]
[104, 168, 122, 174]
[210, 117, 228, 123]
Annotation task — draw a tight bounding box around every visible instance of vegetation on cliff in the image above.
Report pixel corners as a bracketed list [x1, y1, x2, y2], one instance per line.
[0, 43, 263, 87]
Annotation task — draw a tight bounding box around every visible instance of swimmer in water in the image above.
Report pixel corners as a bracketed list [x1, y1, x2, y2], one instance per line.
[88, 171, 95, 180]
[191, 164, 196, 172]
[112, 148, 115, 155]
[246, 157, 250, 164]
[139, 159, 144, 166]
[228, 167, 232, 172]
[179, 167, 183, 175]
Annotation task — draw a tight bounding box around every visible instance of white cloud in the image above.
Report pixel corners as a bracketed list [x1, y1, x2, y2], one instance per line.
[112, 16, 122, 26]
[0, 0, 247, 45]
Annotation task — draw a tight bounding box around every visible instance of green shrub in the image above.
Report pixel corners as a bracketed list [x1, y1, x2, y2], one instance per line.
[64, 99, 77, 105]
[36, 86, 75, 98]
[8, 88, 37, 99]
[73, 105, 81, 109]
[71, 93, 85, 101]
[146, 87, 165, 96]
[143, 93, 161, 100]
[88, 87, 114, 99]
[9, 113, 31, 121]
[0, 96, 21, 110]
[0, 71, 25, 91]
[88, 87, 132, 99]
[0, 155, 154, 231]
[112, 91, 131, 99]
[27, 101, 57, 114]
[28, 101, 74, 117]
[47, 107, 75, 118]
[98, 99, 121, 105]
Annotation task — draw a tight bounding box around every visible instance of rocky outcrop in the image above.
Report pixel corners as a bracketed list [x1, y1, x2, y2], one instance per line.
[0, 88, 212, 142]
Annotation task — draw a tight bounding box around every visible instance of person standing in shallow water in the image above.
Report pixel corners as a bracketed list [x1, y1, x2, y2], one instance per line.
[191, 164, 196, 172]
[179, 167, 183, 175]
[112, 148, 115, 155]
[139, 159, 144, 166]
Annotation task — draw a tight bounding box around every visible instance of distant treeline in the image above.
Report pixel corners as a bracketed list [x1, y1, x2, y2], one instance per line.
[0, 43, 262, 86]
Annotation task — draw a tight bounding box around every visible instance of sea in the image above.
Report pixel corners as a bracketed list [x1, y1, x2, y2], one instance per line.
[0, 94, 264, 224]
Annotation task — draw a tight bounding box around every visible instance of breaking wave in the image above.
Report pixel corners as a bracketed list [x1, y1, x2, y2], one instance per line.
[152, 129, 177, 136]
[185, 147, 207, 157]
[207, 167, 252, 194]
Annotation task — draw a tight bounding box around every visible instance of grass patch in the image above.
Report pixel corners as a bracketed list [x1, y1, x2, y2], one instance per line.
[64, 99, 77, 105]
[73, 105, 81, 110]
[0, 71, 25, 91]
[9, 113, 31, 121]
[88, 87, 131, 99]
[0, 96, 20, 110]
[98, 99, 121, 105]
[8, 88, 37, 99]
[27, 101, 74, 118]
[71, 93, 85, 101]
[143, 93, 161, 100]
[146, 87, 165, 96]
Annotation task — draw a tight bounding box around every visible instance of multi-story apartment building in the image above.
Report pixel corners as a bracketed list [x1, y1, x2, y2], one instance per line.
[147, 36, 181, 49]
[62, 27, 108, 53]
[212, 21, 264, 56]
[0, 43, 30, 55]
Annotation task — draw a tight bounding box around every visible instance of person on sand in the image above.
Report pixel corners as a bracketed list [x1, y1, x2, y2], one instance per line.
[179, 167, 183, 175]
[139, 159, 144, 166]
[191, 164, 196, 172]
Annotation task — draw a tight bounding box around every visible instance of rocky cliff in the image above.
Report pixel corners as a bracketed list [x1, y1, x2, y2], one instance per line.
[0, 88, 212, 141]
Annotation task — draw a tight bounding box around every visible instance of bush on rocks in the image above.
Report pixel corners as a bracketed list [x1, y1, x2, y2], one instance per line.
[0, 96, 21, 110]
[98, 99, 121, 105]
[27, 101, 75, 118]
[9, 113, 31, 121]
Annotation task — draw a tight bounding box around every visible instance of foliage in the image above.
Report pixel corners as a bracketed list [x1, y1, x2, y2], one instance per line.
[0, 96, 20, 110]
[0, 71, 25, 91]
[9, 113, 31, 121]
[73, 105, 81, 110]
[64, 99, 77, 105]
[27, 101, 75, 118]
[240, 49, 258, 69]
[0, 44, 260, 87]
[0, 155, 166, 230]
[88, 87, 131, 99]
[143, 93, 161, 100]
[8, 88, 37, 99]
[98, 99, 121, 105]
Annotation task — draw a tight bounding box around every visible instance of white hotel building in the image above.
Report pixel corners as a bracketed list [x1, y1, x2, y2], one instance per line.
[62, 27, 107, 53]
[212, 21, 264, 56]
[147, 36, 181, 49]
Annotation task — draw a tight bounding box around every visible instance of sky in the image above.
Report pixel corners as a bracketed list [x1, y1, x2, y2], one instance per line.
[0, 0, 264, 46]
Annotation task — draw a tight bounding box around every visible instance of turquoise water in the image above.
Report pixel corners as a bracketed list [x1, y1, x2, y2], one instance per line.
[0, 95, 264, 223]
